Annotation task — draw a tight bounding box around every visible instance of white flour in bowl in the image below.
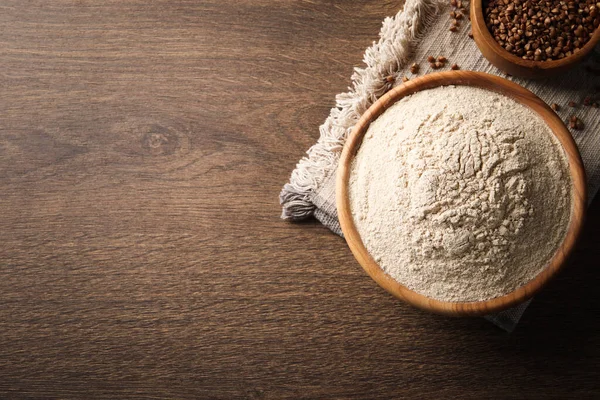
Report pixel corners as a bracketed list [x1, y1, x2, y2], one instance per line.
[349, 85, 573, 302]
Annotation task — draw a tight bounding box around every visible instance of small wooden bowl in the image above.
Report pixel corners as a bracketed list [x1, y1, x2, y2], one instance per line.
[471, 0, 600, 78]
[336, 71, 586, 316]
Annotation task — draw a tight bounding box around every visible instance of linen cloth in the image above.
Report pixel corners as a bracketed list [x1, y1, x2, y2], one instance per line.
[281, 0, 600, 332]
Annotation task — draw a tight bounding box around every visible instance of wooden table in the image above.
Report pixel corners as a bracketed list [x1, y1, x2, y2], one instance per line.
[1, 1, 599, 398]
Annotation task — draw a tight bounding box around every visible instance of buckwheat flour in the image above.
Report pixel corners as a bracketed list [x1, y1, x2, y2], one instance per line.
[349, 85, 573, 302]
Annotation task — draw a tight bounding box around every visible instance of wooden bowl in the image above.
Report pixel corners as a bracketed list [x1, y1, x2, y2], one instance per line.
[336, 71, 587, 316]
[471, 0, 600, 78]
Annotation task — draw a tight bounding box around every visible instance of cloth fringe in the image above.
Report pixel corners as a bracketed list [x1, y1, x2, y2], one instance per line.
[280, 0, 444, 220]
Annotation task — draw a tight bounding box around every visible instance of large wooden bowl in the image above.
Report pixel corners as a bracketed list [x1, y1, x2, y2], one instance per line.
[471, 0, 600, 78]
[336, 71, 586, 316]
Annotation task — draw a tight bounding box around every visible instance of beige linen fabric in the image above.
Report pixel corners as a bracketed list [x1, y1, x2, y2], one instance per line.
[281, 0, 600, 331]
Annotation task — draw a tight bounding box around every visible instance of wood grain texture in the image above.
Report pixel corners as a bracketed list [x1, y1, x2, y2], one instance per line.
[337, 71, 587, 316]
[471, 0, 600, 78]
[0, 1, 600, 399]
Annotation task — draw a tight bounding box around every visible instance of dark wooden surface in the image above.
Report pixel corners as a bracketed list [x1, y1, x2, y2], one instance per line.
[1, 1, 599, 399]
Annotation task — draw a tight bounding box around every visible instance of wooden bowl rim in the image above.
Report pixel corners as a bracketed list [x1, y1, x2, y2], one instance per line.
[336, 71, 587, 317]
[471, 0, 600, 71]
